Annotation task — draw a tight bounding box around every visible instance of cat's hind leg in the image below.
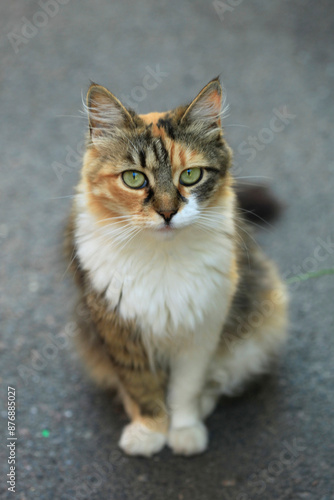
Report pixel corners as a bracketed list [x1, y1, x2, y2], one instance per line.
[74, 315, 120, 390]
[200, 277, 288, 416]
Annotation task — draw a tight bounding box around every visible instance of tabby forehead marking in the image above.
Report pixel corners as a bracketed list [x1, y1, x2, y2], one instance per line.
[139, 111, 169, 137]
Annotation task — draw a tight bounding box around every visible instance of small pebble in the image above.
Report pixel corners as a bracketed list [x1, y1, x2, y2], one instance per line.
[222, 479, 236, 487]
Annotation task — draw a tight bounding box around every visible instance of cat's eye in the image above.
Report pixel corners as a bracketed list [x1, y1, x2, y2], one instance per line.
[179, 168, 203, 186]
[122, 170, 147, 189]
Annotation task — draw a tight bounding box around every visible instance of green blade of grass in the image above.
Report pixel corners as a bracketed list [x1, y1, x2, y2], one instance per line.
[286, 268, 334, 284]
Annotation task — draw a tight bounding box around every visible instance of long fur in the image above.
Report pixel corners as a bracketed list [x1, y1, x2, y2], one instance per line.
[65, 78, 288, 457]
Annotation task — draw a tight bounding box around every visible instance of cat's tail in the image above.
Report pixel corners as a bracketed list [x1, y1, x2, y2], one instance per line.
[235, 185, 284, 226]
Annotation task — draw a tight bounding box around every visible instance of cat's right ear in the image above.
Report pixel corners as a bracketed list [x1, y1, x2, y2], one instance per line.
[86, 84, 134, 145]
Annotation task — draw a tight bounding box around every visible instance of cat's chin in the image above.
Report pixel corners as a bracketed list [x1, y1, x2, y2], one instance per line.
[153, 225, 177, 240]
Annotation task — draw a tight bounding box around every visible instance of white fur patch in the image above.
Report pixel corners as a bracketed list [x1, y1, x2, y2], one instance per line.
[119, 421, 166, 457]
[74, 193, 235, 347]
[168, 422, 208, 456]
[206, 324, 287, 397]
[171, 195, 200, 228]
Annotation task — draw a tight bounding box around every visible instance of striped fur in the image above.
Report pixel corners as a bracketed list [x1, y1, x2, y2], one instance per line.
[65, 78, 288, 457]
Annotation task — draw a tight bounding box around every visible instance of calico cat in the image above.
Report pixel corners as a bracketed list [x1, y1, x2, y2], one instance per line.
[65, 78, 288, 457]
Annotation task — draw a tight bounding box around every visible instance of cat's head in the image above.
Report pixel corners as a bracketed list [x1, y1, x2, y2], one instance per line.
[80, 78, 234, 239]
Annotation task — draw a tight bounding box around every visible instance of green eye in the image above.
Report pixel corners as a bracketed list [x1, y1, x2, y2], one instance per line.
[179, 168, 203, 186]
[122, 170, 147, 189]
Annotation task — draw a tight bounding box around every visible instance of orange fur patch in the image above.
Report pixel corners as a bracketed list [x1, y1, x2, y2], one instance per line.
[170, 142, 175, 164]
[120, 387, 169, 434]
[139, 111, 169, 137]
[179, 148, 186, 167]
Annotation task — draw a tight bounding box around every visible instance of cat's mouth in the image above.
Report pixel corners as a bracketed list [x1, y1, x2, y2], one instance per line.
[155, 223, 177, 238]
[158, 224, 174, 233]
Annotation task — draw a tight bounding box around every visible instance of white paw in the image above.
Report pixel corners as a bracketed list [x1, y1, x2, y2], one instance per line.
[118, 421, 166, 457]
[168, 422, 208, 456]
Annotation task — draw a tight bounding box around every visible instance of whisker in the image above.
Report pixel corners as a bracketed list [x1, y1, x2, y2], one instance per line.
[100, 223, 134, 239]
[234, 175, 273, 181]
[235, 207, 273, 230]
[100, 226, 139, 251]
[224, 123, 250, 129]
[61, 248, 78, 281]
[50, 195, 77, 200]
[82, 227, 135, 252]
[233, 219, 260, 251]
[100, 222, 131, 233]
[117, 228, 142, 253]
[50, 192, 94, 201]
[198, 212, 227, 218]
[54, 114, 87, 120]
[195, 222, 219, 235]
[234, 181, 269, 187]
[97, 215, 134, 222]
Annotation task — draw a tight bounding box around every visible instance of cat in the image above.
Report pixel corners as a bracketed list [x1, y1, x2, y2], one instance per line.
[65, 78, 288, 457]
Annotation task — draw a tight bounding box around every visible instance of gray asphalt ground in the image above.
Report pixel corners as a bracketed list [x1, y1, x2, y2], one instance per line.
[1, 1, 333, 499]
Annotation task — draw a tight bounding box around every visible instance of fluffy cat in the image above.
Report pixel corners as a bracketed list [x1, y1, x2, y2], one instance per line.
[65, 78, 288, 457]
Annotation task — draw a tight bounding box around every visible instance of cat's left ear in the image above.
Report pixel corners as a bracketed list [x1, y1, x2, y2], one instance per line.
[86, 84, 134, 145]
[180, 78, 223, 130]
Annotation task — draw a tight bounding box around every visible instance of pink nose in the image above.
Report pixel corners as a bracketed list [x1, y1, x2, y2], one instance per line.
[158, 210, 177, 222]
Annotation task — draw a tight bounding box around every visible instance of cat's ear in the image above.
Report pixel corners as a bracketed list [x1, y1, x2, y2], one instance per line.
[180, 78, 223, 131]
[86, 84, 134, 144]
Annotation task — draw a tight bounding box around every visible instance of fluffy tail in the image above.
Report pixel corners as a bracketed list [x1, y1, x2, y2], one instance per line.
[235, 185, 284, 226]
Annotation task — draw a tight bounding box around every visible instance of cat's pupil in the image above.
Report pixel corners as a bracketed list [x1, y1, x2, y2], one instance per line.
[187, 169, 191, 176]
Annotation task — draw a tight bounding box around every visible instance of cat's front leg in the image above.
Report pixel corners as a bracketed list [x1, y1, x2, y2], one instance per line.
[92, 320, 170, 457]
[117, 368, 169, 457]
[167, 328, 221, 456]
[82, 298, 170, 457]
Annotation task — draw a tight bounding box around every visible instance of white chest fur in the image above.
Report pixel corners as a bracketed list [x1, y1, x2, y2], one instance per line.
[74, 197, 235, 342]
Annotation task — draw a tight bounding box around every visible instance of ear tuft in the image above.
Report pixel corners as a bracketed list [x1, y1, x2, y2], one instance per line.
[181, 78, 224, 128]
[85, 84, 133, 144]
